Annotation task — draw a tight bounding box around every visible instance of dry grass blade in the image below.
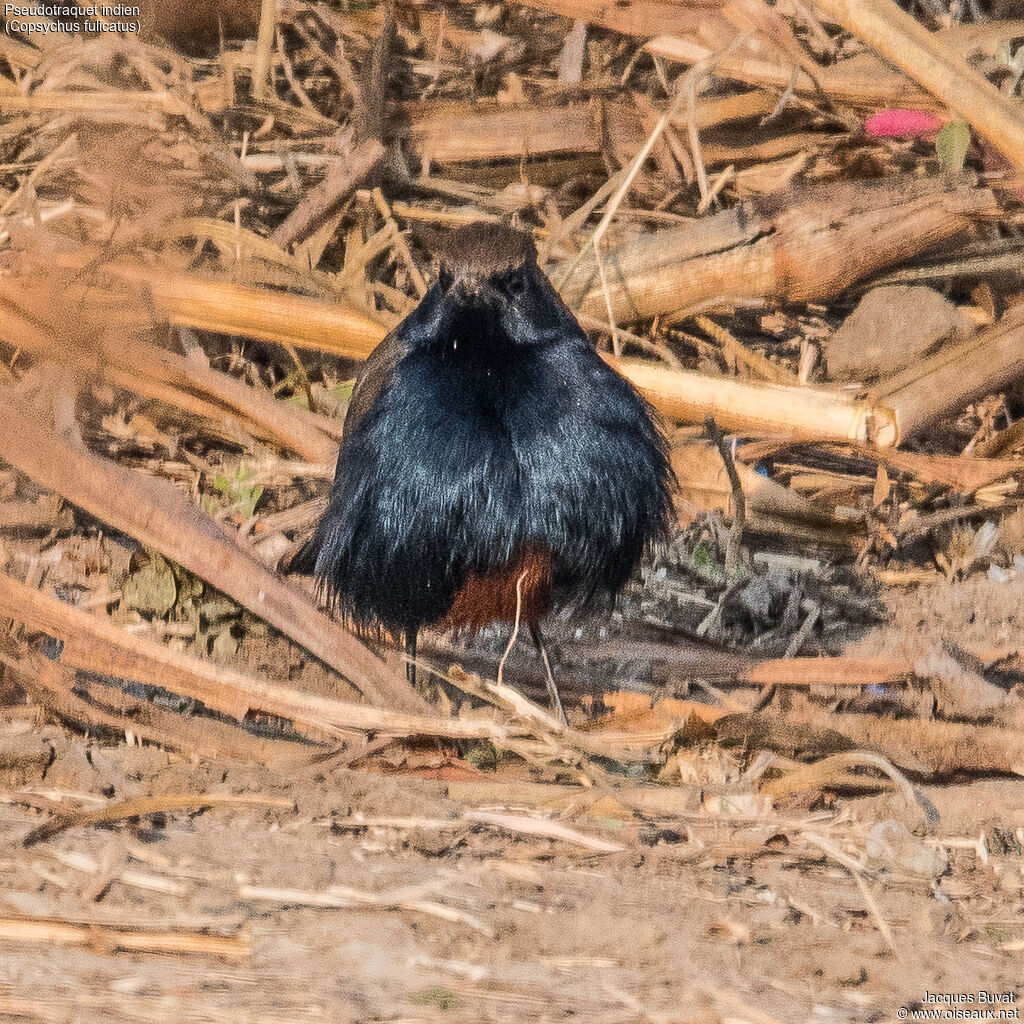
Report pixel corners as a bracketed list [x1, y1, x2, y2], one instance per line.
[251, 0, 277, 102]
[705, 416, 746, 579]
[0, 90, 177, 113]
[760, 750, 930, 820]
[237, 883, 495, 937]
[463, 809, 626, 853]
[554, 46, 722, 293]
[642, 8, 1022, 109]
[446, 779, 699, 817]
[271, 139, 384, 248]
[695, 315, 799, 385]
[800, 831, 897, 953]
[443, 665, 656, 762]
[824, 444, 1022, 492]
[672, 440, 854, 531]
[22, 792, 294, 846]
[741, 656, 912, 688]
[782, 706, 1024, 776]
[1, 643, 312, 765]
[0, 915, 250, 959]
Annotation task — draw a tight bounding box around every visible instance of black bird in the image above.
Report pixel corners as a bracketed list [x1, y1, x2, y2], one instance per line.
[294, 222, 673, 720]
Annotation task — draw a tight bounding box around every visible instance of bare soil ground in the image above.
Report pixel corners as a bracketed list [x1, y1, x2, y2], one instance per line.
[2, 575, 1022, 1024]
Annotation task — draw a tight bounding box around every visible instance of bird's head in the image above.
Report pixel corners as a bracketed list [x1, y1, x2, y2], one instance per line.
[401, 222, 582, 352]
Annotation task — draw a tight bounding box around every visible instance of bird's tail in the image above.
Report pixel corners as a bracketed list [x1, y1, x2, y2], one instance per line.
[280, 530, 321, 576]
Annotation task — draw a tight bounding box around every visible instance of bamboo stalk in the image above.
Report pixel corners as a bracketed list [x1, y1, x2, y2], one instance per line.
[112, 263, 389, 357]
[404, 94, 789, 167]
[612, 356, 890, 443]
[406, 100, 601, 163]
[558, 177, 995, 324]
[875, 304, 1024, 444]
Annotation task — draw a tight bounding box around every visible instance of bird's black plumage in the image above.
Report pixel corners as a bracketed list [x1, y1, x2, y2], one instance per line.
[294, 222, 673, 639]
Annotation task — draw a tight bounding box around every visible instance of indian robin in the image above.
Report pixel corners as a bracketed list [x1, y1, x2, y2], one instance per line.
[293, 222, 674, 720]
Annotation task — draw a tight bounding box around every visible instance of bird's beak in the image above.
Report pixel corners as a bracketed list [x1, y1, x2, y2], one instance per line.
[448, 275, 505, 309]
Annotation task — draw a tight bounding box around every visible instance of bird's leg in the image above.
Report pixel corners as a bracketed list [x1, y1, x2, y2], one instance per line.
[405, 628, 417, 688]
[528, 621, 567, 725]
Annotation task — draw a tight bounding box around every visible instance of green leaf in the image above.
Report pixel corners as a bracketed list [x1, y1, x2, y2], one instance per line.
[464, 740, 499, 771]
[242, 484, 264, 518]
[330, 379, 356, 402]
[123, 559, 178, 616]
[936, 121, 970, 173]
[411, 987, 457, 1011]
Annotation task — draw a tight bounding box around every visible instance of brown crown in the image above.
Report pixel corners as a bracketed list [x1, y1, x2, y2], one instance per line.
[439, 222, 537, 280]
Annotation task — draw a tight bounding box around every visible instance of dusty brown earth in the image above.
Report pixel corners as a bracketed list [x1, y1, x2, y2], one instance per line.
[1, 575, 1023, 1023]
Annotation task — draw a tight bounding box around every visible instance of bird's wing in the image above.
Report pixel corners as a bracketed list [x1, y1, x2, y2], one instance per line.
[286, 328, 408, 576]
[343, 327, 410, 437]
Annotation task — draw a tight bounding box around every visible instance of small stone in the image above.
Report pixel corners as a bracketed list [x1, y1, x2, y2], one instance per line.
[826, 286, 974, 381]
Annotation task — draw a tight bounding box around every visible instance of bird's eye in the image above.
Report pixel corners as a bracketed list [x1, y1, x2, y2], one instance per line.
[504, 270, 527, 297]
[438, 268, 454, 293]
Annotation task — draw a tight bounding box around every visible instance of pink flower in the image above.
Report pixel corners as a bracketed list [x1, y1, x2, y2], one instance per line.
[864, 109, 943, 139]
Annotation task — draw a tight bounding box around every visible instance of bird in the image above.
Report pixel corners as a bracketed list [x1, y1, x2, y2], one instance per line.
[292, 221, 674, 721]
